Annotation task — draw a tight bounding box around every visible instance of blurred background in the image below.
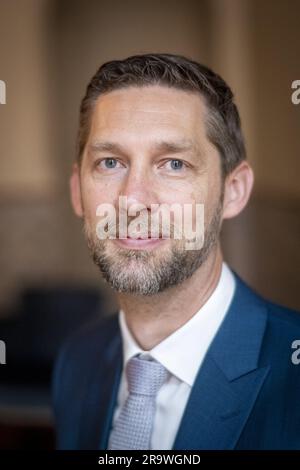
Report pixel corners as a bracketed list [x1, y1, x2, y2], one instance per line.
[0, 0, 299, 450]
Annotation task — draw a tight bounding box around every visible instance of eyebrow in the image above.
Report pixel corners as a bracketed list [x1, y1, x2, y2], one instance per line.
[88, 139, 197, 156]
[151, 140, 196, 154]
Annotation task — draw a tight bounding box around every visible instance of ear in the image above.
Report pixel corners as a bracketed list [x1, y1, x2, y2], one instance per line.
[222, 161, 254, 220]
[70, 163, 83, 217]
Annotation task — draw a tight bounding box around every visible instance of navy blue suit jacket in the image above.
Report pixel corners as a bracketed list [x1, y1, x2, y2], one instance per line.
[52, 271, 300, 449]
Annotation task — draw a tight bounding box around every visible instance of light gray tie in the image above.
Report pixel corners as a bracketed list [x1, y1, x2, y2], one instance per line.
[108, 355, 168, 450]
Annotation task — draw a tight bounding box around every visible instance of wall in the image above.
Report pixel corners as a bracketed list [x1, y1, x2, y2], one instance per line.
[0, 0, 299, 312]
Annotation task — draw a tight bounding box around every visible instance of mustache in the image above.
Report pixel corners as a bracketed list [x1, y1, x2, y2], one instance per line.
[99, 214, 183, 239]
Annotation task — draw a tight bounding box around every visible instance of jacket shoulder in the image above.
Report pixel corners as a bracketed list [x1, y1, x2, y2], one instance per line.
[52, 313, 120, 449]
[265, 300, 300, 329]
[59, 313, 119, 360]
[233, 270, 300, 332]
[52, 312, 119, 388]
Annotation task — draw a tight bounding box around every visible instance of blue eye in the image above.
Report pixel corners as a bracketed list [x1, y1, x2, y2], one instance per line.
[170, 159, 183, 170]
[104, 158, 118, 168]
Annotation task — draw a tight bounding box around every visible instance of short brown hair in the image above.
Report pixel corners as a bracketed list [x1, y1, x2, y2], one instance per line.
[77, 53, 246, 177]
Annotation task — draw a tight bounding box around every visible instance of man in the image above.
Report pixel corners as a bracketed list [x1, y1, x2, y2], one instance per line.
[53, 53, 300, 450]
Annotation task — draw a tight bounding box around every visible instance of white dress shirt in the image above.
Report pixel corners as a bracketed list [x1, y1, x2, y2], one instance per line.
[109, 262, 236, 450]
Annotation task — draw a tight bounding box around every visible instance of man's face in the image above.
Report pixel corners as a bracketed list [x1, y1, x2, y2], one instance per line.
[74, 85, 224, 295]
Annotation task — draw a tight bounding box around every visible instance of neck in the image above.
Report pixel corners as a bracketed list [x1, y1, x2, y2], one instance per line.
[117, 244, 224, 350]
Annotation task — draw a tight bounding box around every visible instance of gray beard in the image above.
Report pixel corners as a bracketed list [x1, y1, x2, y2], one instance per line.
[84, 202, 223, 296]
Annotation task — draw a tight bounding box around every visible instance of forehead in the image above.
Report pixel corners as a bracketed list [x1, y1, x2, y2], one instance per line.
[88, 85, 208, 143]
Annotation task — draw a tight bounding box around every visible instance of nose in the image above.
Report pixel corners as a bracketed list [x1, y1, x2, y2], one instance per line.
[118, 166, 158, 211]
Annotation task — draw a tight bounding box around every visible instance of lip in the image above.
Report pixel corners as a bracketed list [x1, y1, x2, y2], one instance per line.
[113, 237, 166, 250]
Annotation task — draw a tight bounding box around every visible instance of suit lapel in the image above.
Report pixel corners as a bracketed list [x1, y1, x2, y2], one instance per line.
[173, 273, 270, 450]
[78, 322, 123, 449]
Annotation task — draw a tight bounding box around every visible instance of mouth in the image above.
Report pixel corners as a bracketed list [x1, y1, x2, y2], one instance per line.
[113, 235, 166, 250]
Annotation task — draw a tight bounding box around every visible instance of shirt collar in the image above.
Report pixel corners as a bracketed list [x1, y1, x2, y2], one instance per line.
[118, 262, 236, 387]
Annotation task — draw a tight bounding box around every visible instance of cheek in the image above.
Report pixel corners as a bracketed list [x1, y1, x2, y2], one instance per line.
[160, 179, 206, 206]
[158, 185, 208, 234]
[189, 181, 221, 227]
[81, 179, 118, 221]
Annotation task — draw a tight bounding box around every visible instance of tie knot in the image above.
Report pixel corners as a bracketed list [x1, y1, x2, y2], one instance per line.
[126, 355, 168, 396]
